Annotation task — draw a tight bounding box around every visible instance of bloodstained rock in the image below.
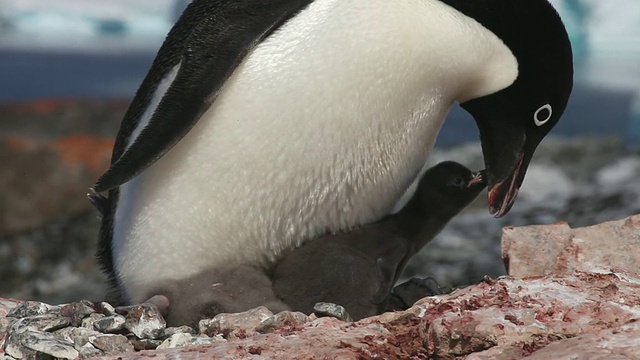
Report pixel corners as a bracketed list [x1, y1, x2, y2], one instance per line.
[502, 214, 640, 278]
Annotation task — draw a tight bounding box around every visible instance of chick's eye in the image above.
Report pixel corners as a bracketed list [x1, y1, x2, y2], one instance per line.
[534, 104, 552, 126]
[448, 177, 466, 189]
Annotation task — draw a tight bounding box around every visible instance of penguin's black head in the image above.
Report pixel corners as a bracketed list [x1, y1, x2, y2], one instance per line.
[418, 161, 487, 217]
[445, 0, 573, 217]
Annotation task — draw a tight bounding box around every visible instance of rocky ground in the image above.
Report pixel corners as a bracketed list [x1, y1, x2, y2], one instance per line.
[1, 214, 639, 359]
[0, 99, 639, 305]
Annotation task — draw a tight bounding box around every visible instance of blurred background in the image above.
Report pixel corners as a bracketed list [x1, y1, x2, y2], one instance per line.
[0, 0, 639, 304]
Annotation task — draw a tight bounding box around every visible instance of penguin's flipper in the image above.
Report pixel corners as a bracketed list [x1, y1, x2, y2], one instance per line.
[94, 0, 314, 192]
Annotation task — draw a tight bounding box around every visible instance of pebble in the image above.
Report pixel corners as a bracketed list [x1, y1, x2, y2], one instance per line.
[60, 300, 96, 327]
[162, 325, 196, 337]
[7, 301, 59, 318]
[118, 303, 166, 339]
[89, 334, 135, 354]
[257, 311, 309, 334]
[9, 314, 71, 333]
[99, 302, 117, 316]
[313, 302, 353, 322]
[199, 306, 274, 338]
[55, 326, 102, 348]
[81, 313, 105, 329]
[157, 333, 222, 349]
[93, 315, 126, 333]
[19, 330, 79, 359]
[129, 338, 164, 351]
[78, 343, 103, 358]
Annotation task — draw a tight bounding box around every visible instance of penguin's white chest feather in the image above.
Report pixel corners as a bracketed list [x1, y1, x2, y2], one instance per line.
[113, 0, 517, 302]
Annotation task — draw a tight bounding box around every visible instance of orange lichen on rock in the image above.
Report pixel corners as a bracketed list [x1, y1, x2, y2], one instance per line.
[52, 135, 114, 173]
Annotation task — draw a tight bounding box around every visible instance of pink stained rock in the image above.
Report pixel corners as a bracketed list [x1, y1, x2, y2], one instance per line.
[502, 214, 640, 278]
[3, 213, 640, 359]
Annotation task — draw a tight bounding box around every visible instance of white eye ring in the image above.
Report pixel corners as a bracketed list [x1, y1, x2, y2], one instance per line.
[534, 104, 553, 126]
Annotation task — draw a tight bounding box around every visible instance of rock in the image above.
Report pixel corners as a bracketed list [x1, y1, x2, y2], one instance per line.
[415, 270, 640, 358]
[503, 214, 640, 278]
[8, 330, 79, 360]
[198, 306, 274, 339]
[161, 326, 195, 338]
[129, 338, 164, 351]
[312, 303, 353, 322]
[9, 315, 71, 333]
[60, 300, 96, 327]
[256, 311, 308, 334]
[98, 302, 117, 317]
[524, 320, 640, 359]
[156, 333, 220, 350]
[89, 334, 134, 355]
[81, 313, 106, 329]
[78, 342, 103, 358]
[0, 297, 23, 341]
[54, 326, 102, 348]
[2, 211, 640, 359]
[118, 303, 166, 339]
[93, 315, 126, 333]
[6, 301, 59, 318]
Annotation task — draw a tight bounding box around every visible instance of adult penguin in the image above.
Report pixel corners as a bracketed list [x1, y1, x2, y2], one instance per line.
[92, 0, 573, 304]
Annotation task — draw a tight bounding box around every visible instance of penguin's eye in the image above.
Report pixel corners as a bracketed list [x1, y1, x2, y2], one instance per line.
[448, 177, 466, 189]
[534, 104, 553, 126]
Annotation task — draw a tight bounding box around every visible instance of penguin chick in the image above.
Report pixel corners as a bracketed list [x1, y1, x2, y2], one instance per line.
[145, 265, 290, 327]
[272, 161, 486, 320]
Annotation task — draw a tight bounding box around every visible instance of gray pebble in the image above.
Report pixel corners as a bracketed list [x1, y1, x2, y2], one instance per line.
[161, 325, 196, 338]
[199, 306, 274, 338]
[4, 337, 30, 359]
[93, 315, 126, 333]
[81, 313, 105, 329]
[89, 334, 135, 354]
[10, 314, 71, 333]
[99, 302, 117, 316]
[118, 303, 166, 339]
[60, 300, 96, 327]
[78, 343, 103, 359]
[129, 338, 164, 351]
[7, 301, 59, 318]
[157, 333, 222, 349]
[54, 326, 102, 349]
[257, 311, 308, 334]
[20, 330, 79, 359]
[313, 302, 353, 322]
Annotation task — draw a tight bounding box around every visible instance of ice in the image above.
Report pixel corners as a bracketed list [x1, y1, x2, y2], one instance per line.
[0, 0, 638, 57]
[0, 0, 177, 51]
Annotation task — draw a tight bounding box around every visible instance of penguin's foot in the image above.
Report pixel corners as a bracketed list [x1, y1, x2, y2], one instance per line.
[140, 294, 171, 316]
[387, 277, 448, 311]
[312, 302, 353, 322]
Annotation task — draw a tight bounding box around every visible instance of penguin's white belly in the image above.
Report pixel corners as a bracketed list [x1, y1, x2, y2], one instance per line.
[112, 0, 518, 302]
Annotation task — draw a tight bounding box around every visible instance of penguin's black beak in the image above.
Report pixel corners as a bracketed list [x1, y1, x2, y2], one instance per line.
[476, 124, 538, 218]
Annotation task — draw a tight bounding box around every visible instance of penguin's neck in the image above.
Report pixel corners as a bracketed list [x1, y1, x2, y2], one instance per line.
[380, 193, 453, 257]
